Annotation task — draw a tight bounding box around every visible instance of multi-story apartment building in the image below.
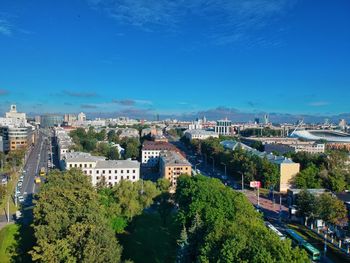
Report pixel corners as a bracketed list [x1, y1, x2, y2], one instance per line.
[63, 152, 140, 186]
[159, 151, 191, 191]
[141, 141, 183, 167]
[5, 105, 26, 120]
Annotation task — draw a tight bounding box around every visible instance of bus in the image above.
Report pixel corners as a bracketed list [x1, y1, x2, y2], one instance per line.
[285, 229, 321, 261]
[40, 167, 46, 176]
[265, 222, 285, 240]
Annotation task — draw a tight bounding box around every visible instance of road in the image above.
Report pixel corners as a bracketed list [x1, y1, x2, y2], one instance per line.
[19, 129, 51, 207]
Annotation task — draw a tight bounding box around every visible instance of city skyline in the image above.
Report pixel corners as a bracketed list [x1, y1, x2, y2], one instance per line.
[1, 0, 350, 117]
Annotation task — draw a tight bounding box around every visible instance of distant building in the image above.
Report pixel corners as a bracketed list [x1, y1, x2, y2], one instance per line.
[141, 126, 163, 137]
[77, 112, 86, 122]
[339, 119, 347, 131]
[214, 119, 232, 135]
[0, 126, 34, 152]
[64, 114, 77, 123]
[184, 129, 219, 141]
[41, 114, 63, 128]
[263, 114, 269, 125]
[63, 152, 140, 186]
[159, 151, 191, 191]
[141, 141, 183, 167]
[5, 105, 26, 120]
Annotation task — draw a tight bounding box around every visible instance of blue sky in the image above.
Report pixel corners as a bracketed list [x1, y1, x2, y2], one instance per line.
[0, 0, 350, 118]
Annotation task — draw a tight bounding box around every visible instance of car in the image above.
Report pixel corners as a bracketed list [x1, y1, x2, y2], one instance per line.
[19, 176, 24, 181]
[1, 178, 7, 185]
[18, 195, 25, 203]
[17, 181, 23, 187]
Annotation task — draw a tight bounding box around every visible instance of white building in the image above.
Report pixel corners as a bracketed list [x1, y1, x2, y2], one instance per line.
[64, 152, 140, 186]
[141, 141, 181, 167]
[5, 105, 26, 120]
[215, 119, 232, 135]
[77, 112, 86, 122]
[184, 129, 219, 141]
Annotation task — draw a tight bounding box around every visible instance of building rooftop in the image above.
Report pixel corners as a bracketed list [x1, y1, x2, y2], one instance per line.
[142, 141, 180, 151]
[160, 151, 191, 166]
[63, 152, 106, 162]
[95, 159, 140, 169]
[185, 129, 218, 135]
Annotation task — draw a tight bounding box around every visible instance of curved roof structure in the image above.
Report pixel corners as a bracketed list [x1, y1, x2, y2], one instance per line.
[291, 130, 350, 143]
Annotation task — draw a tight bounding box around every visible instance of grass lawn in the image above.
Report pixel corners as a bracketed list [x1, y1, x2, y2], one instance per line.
[0, 224, 19, 263]
[119, 211, 180, 263]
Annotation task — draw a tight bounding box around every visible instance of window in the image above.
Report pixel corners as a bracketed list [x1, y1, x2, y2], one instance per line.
[102, 170, 105, 174]
[127, 170, 129, 174]
[89, 164, 92, 168]
[132, 176, 135, 179]
[84, 164, 87, 168]
[109, 176, 111, 180]
[127, 176, 130, 179]
[109, 170, 111, 174]
[133, 169, 135, 173]
[121, 170, 124, 174]
[115, 176, 118, 180]
[96, 170, 99, 174]
[89, 170, 92, 174]
[70, 164, 73, 168]
[75, 164, 77, 167]
[80, 164, 82, 168]
[114, 170, 117, 174]
[96, 176, 100, 180]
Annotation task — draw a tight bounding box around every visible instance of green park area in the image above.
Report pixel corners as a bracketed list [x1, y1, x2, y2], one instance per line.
[0, 224, 19, 262]
[119, 211, 180, 263]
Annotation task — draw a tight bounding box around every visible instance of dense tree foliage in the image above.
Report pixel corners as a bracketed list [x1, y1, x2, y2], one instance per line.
[240, 127, 283, 137]
[175, 175, 309, 262]
[185, 137, 279, 188]
[120, 138, 140, 159]
[290, 151, 350, 191]
[296, 190, 347, 226]
[98, 179, 160, 233]
[30, 169, 122, 262]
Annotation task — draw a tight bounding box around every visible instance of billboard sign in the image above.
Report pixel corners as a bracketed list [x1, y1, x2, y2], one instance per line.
[250, 181, 261, 188]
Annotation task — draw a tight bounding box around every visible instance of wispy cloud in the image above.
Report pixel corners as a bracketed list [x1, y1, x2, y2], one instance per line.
[88, 0, 297, 45]
[0, 19, 12, 36]
[112, 99, 135, 106]
[81, 104, 98, 109]
[63, 90, 98, 98]
[308, 101, 330, 107]
[0, 89, 9, 96]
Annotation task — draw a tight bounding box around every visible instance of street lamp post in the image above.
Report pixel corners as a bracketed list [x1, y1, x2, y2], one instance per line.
[221, 162, 227, 178]
[210, 157, 214, 172]
[238, 171, 244, 191]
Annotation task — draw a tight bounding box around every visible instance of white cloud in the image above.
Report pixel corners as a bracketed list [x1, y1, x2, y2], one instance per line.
[0, 19, 12, 36]
[88, 0, 297, 44]
[308, 101, 330, 107]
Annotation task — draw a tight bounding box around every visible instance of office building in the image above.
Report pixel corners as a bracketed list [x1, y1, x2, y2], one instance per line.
[41, 114, 63, 128]
[0, 126, 34, 152]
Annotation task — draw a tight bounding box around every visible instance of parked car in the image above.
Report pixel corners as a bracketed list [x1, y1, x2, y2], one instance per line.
[1, 177, 7, 185]
[17, 181, 23, 188]
[19, 175, 24, 181]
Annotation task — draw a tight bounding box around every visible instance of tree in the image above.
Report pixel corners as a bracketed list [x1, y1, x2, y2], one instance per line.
[30, 169, 122, 262]
[294, 164, 321, 189]
[175, 175, 309, 262]
[107, 147, 120, 160]
[318, 193, 347, 226]
[296, 190, 319, 225]
[121, 138, 140, 159]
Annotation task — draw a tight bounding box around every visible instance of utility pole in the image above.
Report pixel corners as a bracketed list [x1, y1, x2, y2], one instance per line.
[241, 172, 244, 191]
[257, 186, 260, 208]
[7, 197, 10, 222]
